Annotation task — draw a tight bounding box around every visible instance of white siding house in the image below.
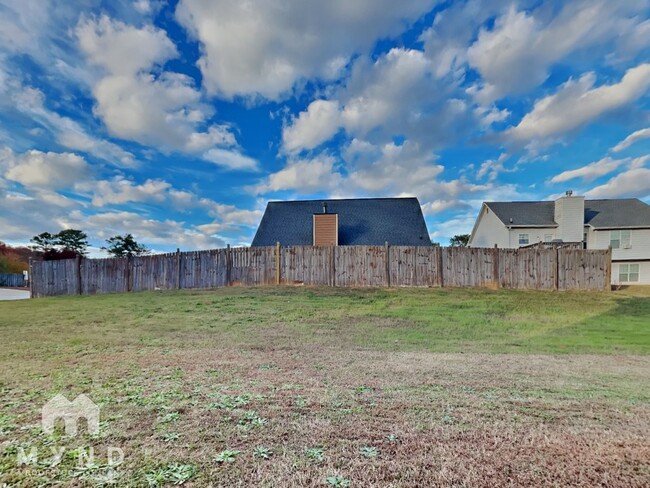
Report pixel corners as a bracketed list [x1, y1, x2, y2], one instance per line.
[468, 194, 650, 285]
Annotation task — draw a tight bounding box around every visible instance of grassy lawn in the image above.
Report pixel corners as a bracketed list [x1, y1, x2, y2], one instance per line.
[0, 286, 649, 486]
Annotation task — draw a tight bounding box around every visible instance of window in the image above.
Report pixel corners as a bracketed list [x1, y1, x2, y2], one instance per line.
[618, 263, 640, 283]
[610, 230, 631, 249]
[544, 234, 553, 242]
[518, 233, 529, 245]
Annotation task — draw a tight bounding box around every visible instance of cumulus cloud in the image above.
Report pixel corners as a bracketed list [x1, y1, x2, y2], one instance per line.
[202, 148, 260, 171]
[550, 157, 629, 183]
[506, 64, 650, 144]
[282, 48, 473, 153]
[612, 127, 650, 152]
[76, 15, 257, 169]
[253, 154, 343, 194]
[175, 0, 437, 100]
[12, 85, 136, 167]
[0, 147, 90, 190]
[586, 167, 650, 198]
[282, 100, 341, 153]
[77, 177, 171, 206]
[65, 209, 226, 250]
[465, 1, 649, 103]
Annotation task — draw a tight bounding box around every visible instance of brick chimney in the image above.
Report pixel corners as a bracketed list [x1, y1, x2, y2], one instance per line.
[554, 191, 584, 242]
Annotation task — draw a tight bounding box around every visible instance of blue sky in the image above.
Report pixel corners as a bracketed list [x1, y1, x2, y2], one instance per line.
[0, 0, 649, 254]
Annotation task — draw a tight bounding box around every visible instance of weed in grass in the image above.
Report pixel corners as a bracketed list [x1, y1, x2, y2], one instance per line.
[305, 447, 325, 462]
[214, 449, 239, 463]
[160, 432, 180, 443]
[326, 475, 351, 487]
[145, 463, 197, 486]
[360, 446, 379, 458]
[238, 410, 268, 428]
[254, 446, 273, 460]
[158, 412, 181, 423]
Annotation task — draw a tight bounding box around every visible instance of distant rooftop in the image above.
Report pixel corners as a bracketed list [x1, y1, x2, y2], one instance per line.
[485, 198, 650, 228]
[251, 197, 430, 246]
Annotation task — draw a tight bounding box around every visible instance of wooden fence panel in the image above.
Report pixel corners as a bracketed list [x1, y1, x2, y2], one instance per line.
[180, 249, 228, 289]
[31, 259, 78, 297]
[335, 246, 387, 287]
[282, 246, 332, 285]
[29, 246, 612, 297]
[442, 247, 496, 287]
[499, 249, 555, 290]
[130, 253, 177, 292]
[230, 247, 276, 286]
[558, 249, 609, 290]
[81, 258, 128, 295]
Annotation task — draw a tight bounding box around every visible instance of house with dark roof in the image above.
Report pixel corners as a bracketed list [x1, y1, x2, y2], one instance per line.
[468, 192, 650, 284]
[251, 197, 430, 247]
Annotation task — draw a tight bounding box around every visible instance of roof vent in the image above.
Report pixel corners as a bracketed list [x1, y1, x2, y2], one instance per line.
[322, 201, 328, 214]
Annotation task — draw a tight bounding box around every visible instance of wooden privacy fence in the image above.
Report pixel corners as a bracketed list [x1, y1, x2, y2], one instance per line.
[30, 245, 612, 297]
[0, 272, 26, 287]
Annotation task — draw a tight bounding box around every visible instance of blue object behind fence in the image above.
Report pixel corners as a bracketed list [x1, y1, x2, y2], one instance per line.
[0, 273, 26, 287]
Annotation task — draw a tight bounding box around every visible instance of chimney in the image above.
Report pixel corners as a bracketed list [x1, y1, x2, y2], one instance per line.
[313, 203, 338, 246]
[554, 191, 584, 242]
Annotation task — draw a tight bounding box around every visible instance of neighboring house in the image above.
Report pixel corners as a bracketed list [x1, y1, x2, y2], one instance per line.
[468, 193, 650, 285]
[251, 197, 430, 247]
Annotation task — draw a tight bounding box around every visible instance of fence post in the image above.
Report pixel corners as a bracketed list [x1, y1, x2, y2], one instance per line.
[126, 256, 132, 292]
[76, 255, 82, 295]
[554, 248, 560, 290]
[226, 244, 232, 286]
[493, 244, 500, 288]
[28, 258, 34, 298]
[275, 242, 281, 285]
[437, 246, 444, 287]
[606, 246, 612, 291]
[176, 248, 181, 289]
[330, 245, 336, 287]
[385, 241, 390, 287]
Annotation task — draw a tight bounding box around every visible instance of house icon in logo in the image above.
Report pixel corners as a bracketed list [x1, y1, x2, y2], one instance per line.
[41, 394, 100, 436]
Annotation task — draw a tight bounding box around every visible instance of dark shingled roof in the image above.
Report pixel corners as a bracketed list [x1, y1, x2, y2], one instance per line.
[251, 197, 430, 246]
[485, 198, 650, 228]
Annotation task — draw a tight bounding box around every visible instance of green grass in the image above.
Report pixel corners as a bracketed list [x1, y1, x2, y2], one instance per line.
[0, 286, 649, 487]
[1, 286, 649, 356]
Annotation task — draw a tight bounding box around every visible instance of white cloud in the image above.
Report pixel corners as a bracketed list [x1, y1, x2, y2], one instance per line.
[282, 48, 472, 153]
[175, 0, 437, 100]
[421, 199, 470, 215]
[76, 14, 177, 75]
[12, 85, 136, 167]
[282, 100, 341, 153]
[77, 177, 172, 206]
[1, 147, 90, 190]
[254, 154, 343, 194]
[612, 127, 650, 152]
[550, 157, 629, 183]
[506, 64, 650, 144]
[476, 153, 508, 182]
[466, 1, 649, 103]
[202, 148, 260, 171]
[76, 15, 256, 168]
[65, 210, 226, 250]
[585, 167, 650, 198]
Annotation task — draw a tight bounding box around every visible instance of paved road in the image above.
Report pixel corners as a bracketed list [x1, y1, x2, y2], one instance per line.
[0, 288, 30, 300]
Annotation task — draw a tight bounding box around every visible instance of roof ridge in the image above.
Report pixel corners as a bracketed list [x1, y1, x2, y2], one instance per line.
[268, 197, 420, 203]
